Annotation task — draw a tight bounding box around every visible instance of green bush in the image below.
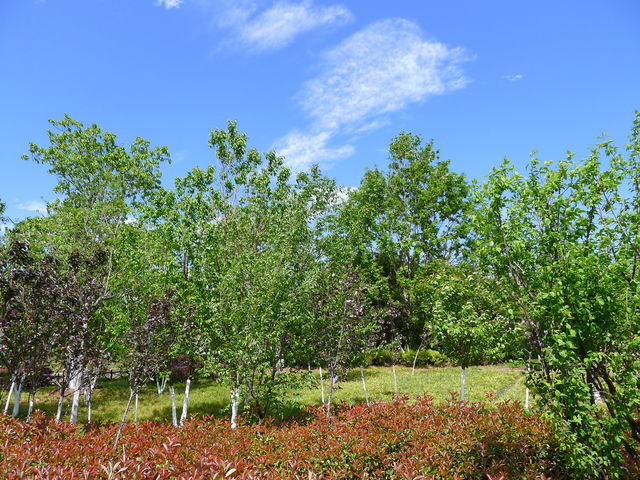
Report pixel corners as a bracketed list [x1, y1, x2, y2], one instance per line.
[399, 348, 448, 367]
[367, 347, 392, 366]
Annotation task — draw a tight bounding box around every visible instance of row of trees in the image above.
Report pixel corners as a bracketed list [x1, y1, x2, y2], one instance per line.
[2, 111, 640, 476]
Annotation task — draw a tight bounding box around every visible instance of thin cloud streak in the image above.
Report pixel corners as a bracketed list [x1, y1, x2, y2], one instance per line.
[217, 0, 352, 52]
[17, 200, 47, 213]
[155, 0, 183, 9]
[278, 18, 470, 170]
[503, 74, 523, 82]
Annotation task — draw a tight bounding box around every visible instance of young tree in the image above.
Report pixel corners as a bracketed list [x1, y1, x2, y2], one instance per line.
[22, 115, 170, 424]
[339, 133, 469, 350]
[0, 238, 58, 418]
[473, 111, 640, 477]
[429, 264, 506, 401]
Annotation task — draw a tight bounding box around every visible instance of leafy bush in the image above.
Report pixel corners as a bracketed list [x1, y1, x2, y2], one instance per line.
[0, 396, 589, 479]
[399, 348, 448, 367]
[367, 347, 392, 366]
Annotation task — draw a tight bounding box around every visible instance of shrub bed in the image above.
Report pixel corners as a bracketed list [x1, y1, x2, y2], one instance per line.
[0, 395, 575, 479]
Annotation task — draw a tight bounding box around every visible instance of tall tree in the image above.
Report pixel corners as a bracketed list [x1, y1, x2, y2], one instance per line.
[340, 133, 469, 349]
[22, 115, 170, 424]
[473, 111, 640, 477]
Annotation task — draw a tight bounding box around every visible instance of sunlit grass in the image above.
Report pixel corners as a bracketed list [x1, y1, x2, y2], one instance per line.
[12, 364, 530, 424]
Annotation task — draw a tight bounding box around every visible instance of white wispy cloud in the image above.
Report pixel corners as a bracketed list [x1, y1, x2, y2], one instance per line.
[217, 0, 352, 52]
[240, 1, 352, 51]
[155, 0, 183, 9]
[503, 73, 523, 82]
[17, 200, 47, 213]
[276, 131, 354, 171]
[277, 18, 470, 170]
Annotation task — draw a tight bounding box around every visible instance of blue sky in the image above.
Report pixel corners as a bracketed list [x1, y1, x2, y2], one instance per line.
[1, 0, 639, 227]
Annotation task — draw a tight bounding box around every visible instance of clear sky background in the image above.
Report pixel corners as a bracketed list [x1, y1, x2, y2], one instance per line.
[1, 0, 639, 227]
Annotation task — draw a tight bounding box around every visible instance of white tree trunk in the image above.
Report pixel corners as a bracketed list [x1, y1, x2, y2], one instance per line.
[327, 366, 335, 416]
[360, 366, 369, 405]
[26, 391, 35, 421]
[307, 362, 312, 389]
[114, 389, 134, 449]
[55, 386, 65, 422]
[168, 385, 177, 427]
[69, 371, 82, 425]
[230, 387, 241, 429]
[87, 389, 93, 423]
[12, 378, 23, 417]
[134, 393, 139, 424]
[319, 366, 325, 408]
[412, 344, 423, 376]
[180, 378, 191, 425]
[392, 363, 398, 395]
[3, 378, 14, 415]
[461, 366, 466, 402]
[525, 360, 530, 409]
[156, 376, 167, 395]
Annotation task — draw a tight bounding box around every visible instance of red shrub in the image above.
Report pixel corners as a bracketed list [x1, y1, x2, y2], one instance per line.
[0, 396, 576, 479]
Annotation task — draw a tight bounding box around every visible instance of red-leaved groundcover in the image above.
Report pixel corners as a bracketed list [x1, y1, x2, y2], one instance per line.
[0, 395, 571, 479]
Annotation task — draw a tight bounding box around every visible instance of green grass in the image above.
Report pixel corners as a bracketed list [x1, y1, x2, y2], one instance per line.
[7, 365, 530, 424]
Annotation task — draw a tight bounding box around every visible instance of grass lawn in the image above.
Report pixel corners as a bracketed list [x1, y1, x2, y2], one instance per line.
[7, 364, 529, 424]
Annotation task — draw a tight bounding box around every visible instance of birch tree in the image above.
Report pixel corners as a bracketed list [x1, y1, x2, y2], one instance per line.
[22, 115, 170, 424]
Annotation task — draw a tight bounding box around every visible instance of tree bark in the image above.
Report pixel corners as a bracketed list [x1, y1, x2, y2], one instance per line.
[327, 366, 335, 416]
[461, 366, 466, 402]
[392, 363, 398, 395]
[69, 370, 82, 425]
[360, 366, 369, 405]
[55, 384, 65, 422]
[87, 388, 92, 423]
[230, 386, 241, 429]
[12, 377, 23, 417]
[3, 378, 14, 415]
[180, 378, 191, 426]
[168, 385, 177, 427]
[156, 376, 167, 395]
[26, 391, 35, 421]
[319, 366, 325, 409]
[114, 388, 134, 449]
[412, 344, 423, 376]
[134, 393, 139, 424]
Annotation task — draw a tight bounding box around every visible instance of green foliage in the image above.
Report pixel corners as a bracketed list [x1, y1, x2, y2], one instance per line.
[473, 110, 640, 477]
[399, 349, 448, 368]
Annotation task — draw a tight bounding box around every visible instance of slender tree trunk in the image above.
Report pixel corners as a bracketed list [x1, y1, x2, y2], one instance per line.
[26, 391, 35, 421]
[360, 366, 369, 405]
[525, 359, 530, 410]
[327, 366, 335, 416]
[3, 378, 15, 415]
[55, 384, 65, 422]
[392, 363, 398, 395]
[134, 393, 139, 424]
[180, 378, 191, 425]
[114, 388, 135, 449]
[168, 385, 177, 427]
[12, 377, 23, 417]
[230, 386, 241, 429]
[461, 366, 466, 402]
[69, 370, 82, 425]
[307, 362, 312, 389]
[319, 366, 325, 408]
[156, 376, 167, 395]
[412, 344, 423, 376]
[87, 389, 93, 423]
[280, 386, 284, 420]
